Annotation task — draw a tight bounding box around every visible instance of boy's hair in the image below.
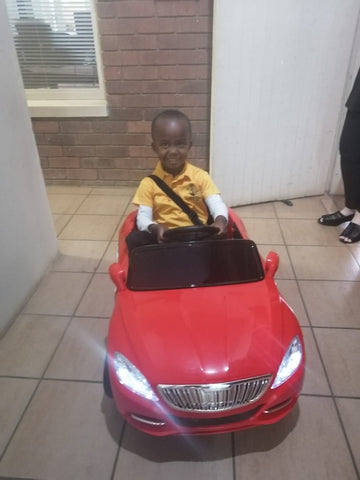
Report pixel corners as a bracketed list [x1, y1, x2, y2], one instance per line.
[151, 109, 192, 140]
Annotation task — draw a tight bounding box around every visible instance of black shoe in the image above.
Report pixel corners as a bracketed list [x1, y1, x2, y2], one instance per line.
[339, 222, 360, 243]
[318, 211, 354, 226]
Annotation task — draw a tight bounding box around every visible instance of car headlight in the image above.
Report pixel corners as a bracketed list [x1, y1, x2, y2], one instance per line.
[113, 352, 159, 401]
[271, 335, 302, 389]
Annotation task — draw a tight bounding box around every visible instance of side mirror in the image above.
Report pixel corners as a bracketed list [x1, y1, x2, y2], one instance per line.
[265, 251, 279, 278]
[109, 263, 126, 291]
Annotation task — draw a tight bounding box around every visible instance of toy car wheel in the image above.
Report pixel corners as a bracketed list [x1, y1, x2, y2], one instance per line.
[103, 355, 113, 398]
[163, 225, 220, 242]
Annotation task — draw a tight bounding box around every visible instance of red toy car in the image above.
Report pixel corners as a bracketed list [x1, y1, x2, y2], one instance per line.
[104, 209, 305, 436]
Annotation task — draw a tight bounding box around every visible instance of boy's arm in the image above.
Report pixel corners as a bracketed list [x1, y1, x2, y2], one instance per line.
[205, 194, 228, 235]
[136, 205, 156, 231]
[137, 205, 168, 241]
[134, 178, 170, 241]
[148, 223, 168, 242]
[211, 215, 228, 234]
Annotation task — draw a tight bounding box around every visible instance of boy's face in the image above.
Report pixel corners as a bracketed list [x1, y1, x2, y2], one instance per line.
[152, 117, 192, 176]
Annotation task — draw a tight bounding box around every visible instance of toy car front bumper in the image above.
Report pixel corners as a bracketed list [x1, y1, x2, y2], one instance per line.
[109, 363, 304, 436]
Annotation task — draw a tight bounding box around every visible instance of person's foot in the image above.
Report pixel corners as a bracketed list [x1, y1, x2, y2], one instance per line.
[318, 210, 354, 226]
[339, 210, 360, 243]
[339, 222, 360, 243]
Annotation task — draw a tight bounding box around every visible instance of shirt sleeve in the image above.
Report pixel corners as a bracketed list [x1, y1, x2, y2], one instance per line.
[136, 205, 156, 231]
[199, 171, 221, 198]
[132, 177, 155, 207]
[205, 194, 228, 221]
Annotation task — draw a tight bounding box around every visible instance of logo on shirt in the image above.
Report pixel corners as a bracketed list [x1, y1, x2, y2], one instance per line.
[188, 183, 201, 197]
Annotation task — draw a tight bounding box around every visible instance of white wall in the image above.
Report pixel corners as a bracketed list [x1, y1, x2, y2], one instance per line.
[210, 0, 360, 206]
[0, 2, 58, 333]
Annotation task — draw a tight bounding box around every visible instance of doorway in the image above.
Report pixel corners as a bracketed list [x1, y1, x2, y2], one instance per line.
[210, 0, 360, 206]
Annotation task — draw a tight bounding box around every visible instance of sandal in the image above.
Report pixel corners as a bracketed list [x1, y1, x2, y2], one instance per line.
[318, 211, 354, 226]
[339, 222, 360, 243]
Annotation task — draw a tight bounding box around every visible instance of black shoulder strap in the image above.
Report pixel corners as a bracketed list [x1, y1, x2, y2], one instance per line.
[148, 174, 203, 226]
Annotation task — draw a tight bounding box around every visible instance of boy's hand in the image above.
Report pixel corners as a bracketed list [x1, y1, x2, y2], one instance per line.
[211, 215, 228, 236]
[149, 223, 168, 242]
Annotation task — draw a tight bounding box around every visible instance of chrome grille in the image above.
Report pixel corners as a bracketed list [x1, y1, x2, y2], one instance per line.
[157, 375, 272, 412]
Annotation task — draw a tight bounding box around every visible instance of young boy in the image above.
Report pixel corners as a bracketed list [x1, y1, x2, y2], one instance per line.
[126, 109, 228, 250]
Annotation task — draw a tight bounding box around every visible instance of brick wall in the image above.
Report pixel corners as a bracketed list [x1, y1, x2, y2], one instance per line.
[34, 0, 213, 185]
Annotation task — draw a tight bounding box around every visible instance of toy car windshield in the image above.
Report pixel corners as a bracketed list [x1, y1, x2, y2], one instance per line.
[127, 239, 264, 291]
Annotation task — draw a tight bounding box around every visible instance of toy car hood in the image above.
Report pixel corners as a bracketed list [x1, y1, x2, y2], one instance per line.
[108, 279, 296, 386]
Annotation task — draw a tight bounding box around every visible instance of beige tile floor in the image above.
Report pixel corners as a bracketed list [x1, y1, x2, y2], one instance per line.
[1, 187, 360, 480]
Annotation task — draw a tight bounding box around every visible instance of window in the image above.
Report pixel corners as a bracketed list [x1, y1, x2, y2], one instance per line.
[5, 0, 107, 116]
[127, 240, 264, 291]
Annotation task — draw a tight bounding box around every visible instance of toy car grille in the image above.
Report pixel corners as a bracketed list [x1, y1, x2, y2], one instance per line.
[157, 375, 272, 412]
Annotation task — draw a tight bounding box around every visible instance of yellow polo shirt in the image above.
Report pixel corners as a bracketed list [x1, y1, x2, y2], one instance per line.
[132, 162, 220, 228]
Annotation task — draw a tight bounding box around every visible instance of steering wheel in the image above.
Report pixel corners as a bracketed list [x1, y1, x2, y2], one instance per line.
[163, 225, 220, 242]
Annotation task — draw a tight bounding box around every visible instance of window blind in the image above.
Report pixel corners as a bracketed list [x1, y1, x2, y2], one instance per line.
[5, 0, 99, 89]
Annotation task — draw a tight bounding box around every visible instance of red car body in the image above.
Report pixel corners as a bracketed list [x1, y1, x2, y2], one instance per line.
[105, 209, 305, 436]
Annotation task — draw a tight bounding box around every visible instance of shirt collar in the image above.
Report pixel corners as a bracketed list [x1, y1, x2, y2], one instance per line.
[153, 161, 190, 181]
